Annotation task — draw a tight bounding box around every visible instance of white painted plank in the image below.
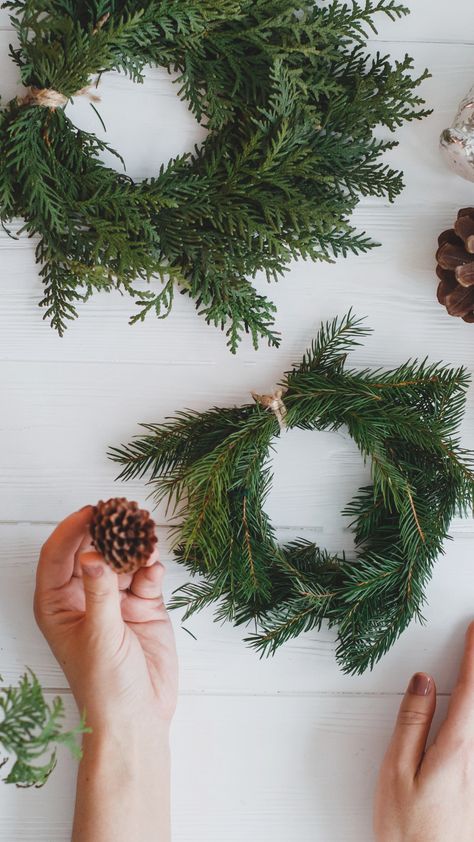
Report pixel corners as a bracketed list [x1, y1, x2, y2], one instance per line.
[0, 2, 474, 43]
[0, 522, 472, 695]
[372, 1, 474, 44]
[0, 359, 370, 522]
[3, 203, 474, 366]
[1, 355, 474, 523]
[0, 692, 451, 842]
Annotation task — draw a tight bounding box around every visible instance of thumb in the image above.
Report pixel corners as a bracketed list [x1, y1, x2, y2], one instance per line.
[386, 672, 436, 779]
[80, 551, 121, 630]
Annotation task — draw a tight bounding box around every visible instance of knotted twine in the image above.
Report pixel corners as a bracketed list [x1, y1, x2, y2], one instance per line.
[252, 389, 288, 431]
[18, 85, 101, 110]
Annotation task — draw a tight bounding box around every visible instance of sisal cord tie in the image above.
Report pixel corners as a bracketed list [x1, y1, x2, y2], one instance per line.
[252, 388, 288, 431]
[18, 84, 101, 110]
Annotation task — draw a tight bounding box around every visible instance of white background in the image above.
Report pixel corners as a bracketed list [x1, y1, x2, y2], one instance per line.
[1, 3, 474, 839]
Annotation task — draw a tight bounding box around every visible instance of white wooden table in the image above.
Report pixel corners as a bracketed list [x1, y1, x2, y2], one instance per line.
[1, 4, 474, 839]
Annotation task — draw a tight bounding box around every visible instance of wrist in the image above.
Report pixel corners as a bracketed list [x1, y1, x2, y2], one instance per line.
[79, 696, 171, 739]
[81, 716, 171, 771]
[73, 712, 171, 842]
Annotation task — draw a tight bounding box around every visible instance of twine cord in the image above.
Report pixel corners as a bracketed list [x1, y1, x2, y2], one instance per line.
[252, 388, 288, 431]
[18, 84, 101, 110]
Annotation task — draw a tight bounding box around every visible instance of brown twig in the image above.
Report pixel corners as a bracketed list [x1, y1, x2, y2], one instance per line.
[372, 377, 439, 389]
[242, 496, 257, 587]
[407, 487, 426, 543]
[93, 13, 110, 34]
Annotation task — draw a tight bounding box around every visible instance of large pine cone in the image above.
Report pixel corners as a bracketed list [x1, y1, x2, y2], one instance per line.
[90, 498, 157, 573]
[436, 208, 474, 322]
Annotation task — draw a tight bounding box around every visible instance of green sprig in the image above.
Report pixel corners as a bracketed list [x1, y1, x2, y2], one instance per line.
[0, 671, 87, 787]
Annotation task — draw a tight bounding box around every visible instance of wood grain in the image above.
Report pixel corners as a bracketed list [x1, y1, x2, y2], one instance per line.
[0, 692, 451, 842]
[0, 5, 473, 841]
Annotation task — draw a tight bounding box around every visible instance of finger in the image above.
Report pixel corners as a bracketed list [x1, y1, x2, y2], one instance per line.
[121, 563, 167, 623]
[143, 542, 160, 567]
[37, 507, 93, 591]
[74, 561, 133, 591]
[436, 622, 474, 742]
[385, 672, 436, 779]
[73, 531, 94, 577]
[457, 621, 474, 683]
[73, 534, 133, 590]
[117, 572, 134, 591]
[80, 551, 121, 630]
[129, 562, 165, 600]
[121, 591, 168, 624]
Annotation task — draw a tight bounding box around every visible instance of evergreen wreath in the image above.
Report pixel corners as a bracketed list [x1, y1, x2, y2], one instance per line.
[111, 313, 474, 674]
[0, 1, 429, 351]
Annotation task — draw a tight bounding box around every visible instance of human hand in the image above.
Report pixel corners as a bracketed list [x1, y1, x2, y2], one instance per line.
[34, 506, 178, 735]
[374, 623, 474, 842]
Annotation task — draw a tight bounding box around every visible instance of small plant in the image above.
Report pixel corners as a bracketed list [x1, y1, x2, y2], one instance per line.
[0, 671, 87, 787]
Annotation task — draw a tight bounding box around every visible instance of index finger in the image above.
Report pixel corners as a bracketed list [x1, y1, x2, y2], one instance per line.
[436, 622, 474, 744]
[36, 506, 93, 591]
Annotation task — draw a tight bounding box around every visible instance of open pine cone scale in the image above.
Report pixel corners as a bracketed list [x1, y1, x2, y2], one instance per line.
[436, 208, 474, 321]
[90, 498, 158, 573]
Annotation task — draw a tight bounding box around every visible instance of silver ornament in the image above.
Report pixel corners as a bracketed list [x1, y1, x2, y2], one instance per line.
[440, 85, 474, 182]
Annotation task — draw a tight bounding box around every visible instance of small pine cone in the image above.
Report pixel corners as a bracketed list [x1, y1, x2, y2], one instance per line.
[90, 498, 157, 573]
[436, 208, 474, 322]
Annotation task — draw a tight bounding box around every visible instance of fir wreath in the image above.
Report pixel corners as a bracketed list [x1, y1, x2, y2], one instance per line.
[111, 314, 474, 674]
[0, 0, 430, 350]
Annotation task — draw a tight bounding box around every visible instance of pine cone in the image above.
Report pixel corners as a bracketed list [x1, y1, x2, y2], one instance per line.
[90, 498, 157, 573]
[436, 208, 474, 322]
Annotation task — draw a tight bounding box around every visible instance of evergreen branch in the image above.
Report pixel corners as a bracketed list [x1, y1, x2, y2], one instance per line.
[0, 671, 88, 787]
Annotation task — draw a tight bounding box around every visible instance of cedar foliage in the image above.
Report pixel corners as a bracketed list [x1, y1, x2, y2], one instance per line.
[0, 1, 429, 349]
[0, 671, 86, 787]
[110, 313, 474, 674]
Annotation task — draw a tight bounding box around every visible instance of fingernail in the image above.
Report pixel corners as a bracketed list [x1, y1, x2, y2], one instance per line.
[408, 673, 432, 696]
[81, 563, 104, 579]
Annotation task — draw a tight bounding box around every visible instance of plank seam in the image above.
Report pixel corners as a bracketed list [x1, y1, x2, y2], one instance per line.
[38, 687, 453, 698]
[1, 519, 474, 533]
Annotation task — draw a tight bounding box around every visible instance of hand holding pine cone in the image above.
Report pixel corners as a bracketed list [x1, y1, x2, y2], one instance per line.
[90, 498, 157, 574]
[436, 208, 474, 322]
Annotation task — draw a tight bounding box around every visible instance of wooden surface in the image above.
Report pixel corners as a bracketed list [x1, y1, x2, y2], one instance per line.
[1, 4, 474, 839]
